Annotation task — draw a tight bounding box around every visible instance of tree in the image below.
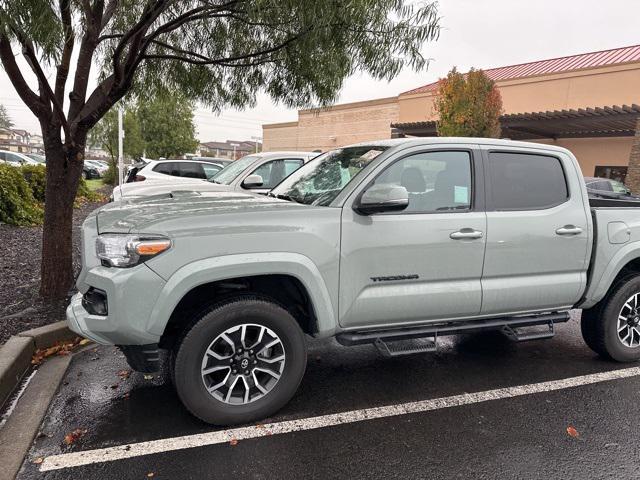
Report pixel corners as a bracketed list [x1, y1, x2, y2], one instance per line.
[435, 68, 503, 138]
[0, 104, 13, 129]
[138, 92, 198, 158]
[90, 106, 145, 162]
[0, 1, 440, 298]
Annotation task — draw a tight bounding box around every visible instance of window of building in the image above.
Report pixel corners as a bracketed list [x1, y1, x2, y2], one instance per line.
[488, 152, 568, 210]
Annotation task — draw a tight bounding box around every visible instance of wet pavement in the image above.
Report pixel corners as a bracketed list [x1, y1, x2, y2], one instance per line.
[15, 311, 640, 479]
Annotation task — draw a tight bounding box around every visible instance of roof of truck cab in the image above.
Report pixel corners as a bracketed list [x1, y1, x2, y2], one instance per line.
[346, 137, 572, 154]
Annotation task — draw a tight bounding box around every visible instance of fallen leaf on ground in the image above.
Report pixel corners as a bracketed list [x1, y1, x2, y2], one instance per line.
[33, 457, 43, 464]
[229, 438, 238, 446]
[147, 473, 155, 478]
[117, 369, 131, 380]
[32, 338, 86, 365]
[566, 426, 579, 438]
[64, 428, 87, 445]
[143, 374, 154, 380]
[78, 339, 92, 346]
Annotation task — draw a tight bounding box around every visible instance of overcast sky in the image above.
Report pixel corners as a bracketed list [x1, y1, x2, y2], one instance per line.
[1, 0, 638, 143]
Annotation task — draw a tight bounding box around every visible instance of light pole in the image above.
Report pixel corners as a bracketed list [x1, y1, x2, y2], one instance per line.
[117, 105, 124, 185]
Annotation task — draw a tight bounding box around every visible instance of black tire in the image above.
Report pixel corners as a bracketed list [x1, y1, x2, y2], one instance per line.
[581, 275, 640, 362]
[173, 296, 307, 425]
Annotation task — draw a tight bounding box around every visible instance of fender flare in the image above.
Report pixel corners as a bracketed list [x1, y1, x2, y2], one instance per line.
[146, 252, 337, 337]
[583, 242, 640, 308]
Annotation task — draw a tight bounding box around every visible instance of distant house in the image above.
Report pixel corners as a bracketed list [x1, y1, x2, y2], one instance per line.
[0, 128, 33, 153]
[199, 139, 262, 159]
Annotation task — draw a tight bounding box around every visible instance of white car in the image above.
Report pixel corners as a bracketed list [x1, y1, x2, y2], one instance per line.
[84, 160, 109, 176]
[0, 150, 41, 166]
[111, 152, 317, 201]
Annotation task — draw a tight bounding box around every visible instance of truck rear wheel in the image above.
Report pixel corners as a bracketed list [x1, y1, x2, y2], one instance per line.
[173, 296, 307, 425]
[581, 275, 640, 362]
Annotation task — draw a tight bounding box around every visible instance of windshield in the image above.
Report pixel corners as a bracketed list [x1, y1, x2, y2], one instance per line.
[210, 155, 259, 184]
[270, 146, 389, 206]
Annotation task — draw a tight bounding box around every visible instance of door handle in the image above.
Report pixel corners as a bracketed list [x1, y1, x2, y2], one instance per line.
[555, 225, 583, 236]
[450, 229, 484, 240]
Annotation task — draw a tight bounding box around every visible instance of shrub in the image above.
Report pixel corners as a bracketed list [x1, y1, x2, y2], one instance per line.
[0, 163, 43, 226]
[21, 164, 47, 202]
[76, 176, 102, 203]
[102, 161, 117, 186]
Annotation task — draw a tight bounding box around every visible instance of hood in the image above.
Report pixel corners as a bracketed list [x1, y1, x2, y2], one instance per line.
[96, 190, 307, 234]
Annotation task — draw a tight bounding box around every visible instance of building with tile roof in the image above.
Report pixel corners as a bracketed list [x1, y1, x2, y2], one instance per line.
[263, 45, 640, 186]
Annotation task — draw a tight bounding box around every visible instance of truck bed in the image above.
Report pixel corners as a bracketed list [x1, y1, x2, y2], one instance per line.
[581, 202, 640, 308]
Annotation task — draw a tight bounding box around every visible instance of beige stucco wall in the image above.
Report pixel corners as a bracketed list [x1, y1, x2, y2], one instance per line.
[263, 97, 398, 152]
[398, 63, 640, 123]
[529, 136, 634, 176]
[263, 61, 640, 174]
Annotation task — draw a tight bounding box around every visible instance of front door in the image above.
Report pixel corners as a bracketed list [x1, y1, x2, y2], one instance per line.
[480, 147, 590, 315]
[339, 148, 487, 329]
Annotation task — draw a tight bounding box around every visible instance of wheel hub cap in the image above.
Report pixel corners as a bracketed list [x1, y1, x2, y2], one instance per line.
[617, 294, 640, 348]
[200, 324, 286, 405]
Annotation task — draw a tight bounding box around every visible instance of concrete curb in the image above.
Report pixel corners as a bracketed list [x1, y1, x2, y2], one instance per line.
[0, 354, 73, 480]
[0, 321, 74, 409]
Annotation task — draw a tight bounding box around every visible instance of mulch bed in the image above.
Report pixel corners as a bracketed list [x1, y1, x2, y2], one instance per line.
[0, 191, 109, 345]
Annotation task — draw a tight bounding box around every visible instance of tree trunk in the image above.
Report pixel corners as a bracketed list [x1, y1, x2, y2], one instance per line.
[625, 118, 640, 195]
[39, 127, 86, 299]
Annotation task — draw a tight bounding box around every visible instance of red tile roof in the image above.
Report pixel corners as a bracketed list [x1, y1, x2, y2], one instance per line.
[402, 44, 640, 96]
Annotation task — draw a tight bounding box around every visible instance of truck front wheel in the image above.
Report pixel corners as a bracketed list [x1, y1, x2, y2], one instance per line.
[173, 297, 307, 425]
[582, 275, 640, 362]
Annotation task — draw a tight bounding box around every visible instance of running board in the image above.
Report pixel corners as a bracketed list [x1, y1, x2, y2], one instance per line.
[336, 312, 569, 354]
[374, 337, 437, 358]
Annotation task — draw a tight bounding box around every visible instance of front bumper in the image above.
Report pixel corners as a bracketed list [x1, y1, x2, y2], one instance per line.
[66, 263, 167, 345]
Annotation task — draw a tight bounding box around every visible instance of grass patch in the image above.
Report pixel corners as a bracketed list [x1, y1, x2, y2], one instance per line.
[85, 179, 104, 191]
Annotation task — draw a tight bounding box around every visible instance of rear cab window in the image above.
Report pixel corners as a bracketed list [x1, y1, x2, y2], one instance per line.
[487, 151, 568, 210]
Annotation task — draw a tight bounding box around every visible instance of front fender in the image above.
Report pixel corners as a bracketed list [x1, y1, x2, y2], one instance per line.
[146, 252, 338, 337]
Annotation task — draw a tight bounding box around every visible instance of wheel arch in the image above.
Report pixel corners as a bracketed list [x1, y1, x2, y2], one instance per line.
[582, 247, 640, 309]
[147, 253, 338, 348]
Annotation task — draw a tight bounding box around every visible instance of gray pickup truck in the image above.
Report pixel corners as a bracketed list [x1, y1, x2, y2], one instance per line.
[68, 138, 640, 425]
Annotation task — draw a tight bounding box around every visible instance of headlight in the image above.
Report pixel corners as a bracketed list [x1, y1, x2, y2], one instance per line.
[96, 234, 171, 267]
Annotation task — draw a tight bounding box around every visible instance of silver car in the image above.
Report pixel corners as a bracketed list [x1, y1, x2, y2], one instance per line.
[111, 151, 317, 201]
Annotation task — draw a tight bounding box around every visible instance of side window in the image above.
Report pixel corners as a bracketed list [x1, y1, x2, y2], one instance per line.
[284, 159, 304, 176]
[488, 152, 568, 210]
[369, 151, 472, 213]
[153, 162, 177, 176]
[250, 159, 303, 189]
[202, 163, 221, 179]
[178, 162, 206, 179]
[7, 153, 23, 164]
[0, 152, 5, 161]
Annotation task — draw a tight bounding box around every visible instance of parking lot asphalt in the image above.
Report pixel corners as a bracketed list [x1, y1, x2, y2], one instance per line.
[16, 311, 640, 479]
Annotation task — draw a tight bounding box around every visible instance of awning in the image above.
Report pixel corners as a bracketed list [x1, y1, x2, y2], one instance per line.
[391, 104, 640, 140]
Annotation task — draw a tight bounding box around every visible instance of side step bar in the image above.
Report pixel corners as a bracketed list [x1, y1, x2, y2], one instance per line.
[336, 312, 569, 357]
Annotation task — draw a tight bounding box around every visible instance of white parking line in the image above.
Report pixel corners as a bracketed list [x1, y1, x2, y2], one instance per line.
[40, 366, 640, 471]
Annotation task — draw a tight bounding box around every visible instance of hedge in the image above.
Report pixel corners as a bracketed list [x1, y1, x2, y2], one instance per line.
[0, 163, 103, 226]
[0, 163, 43, 226]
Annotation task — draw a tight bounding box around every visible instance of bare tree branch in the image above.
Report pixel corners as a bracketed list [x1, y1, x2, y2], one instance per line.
[54, 0, 74, 105]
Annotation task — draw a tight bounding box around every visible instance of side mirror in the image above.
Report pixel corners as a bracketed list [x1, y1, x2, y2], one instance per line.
[355, 184, 409, 215]
[242, 174, 264, 188]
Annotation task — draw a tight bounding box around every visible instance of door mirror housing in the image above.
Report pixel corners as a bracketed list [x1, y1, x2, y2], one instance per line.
[242, 174, 264, 188]
[355, 184, 409, 215]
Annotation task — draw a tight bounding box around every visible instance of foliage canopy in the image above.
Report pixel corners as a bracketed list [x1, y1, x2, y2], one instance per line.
[435, 68, 503, 138]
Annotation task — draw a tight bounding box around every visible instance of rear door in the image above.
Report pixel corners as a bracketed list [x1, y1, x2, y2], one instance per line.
[480, 147, 590, 315]
[339, 146, 487, 329]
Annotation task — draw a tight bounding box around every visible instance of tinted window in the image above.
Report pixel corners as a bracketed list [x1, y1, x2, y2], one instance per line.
[488, 152, 568, 210]
[178, 162, 206, 179]
[153, 162, 177, 176]
[368, 151, 472, 213]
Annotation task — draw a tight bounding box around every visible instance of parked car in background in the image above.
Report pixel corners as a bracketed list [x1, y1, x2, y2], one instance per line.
[585, 176, 640, 200]
[123, 159, 224, 184]
[0, 150, 41, 166]
[85, 159, 108, 176]
[25, 153, 46, 164]
[111, 151, 316, 201]
[83, 161, 101, 179]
